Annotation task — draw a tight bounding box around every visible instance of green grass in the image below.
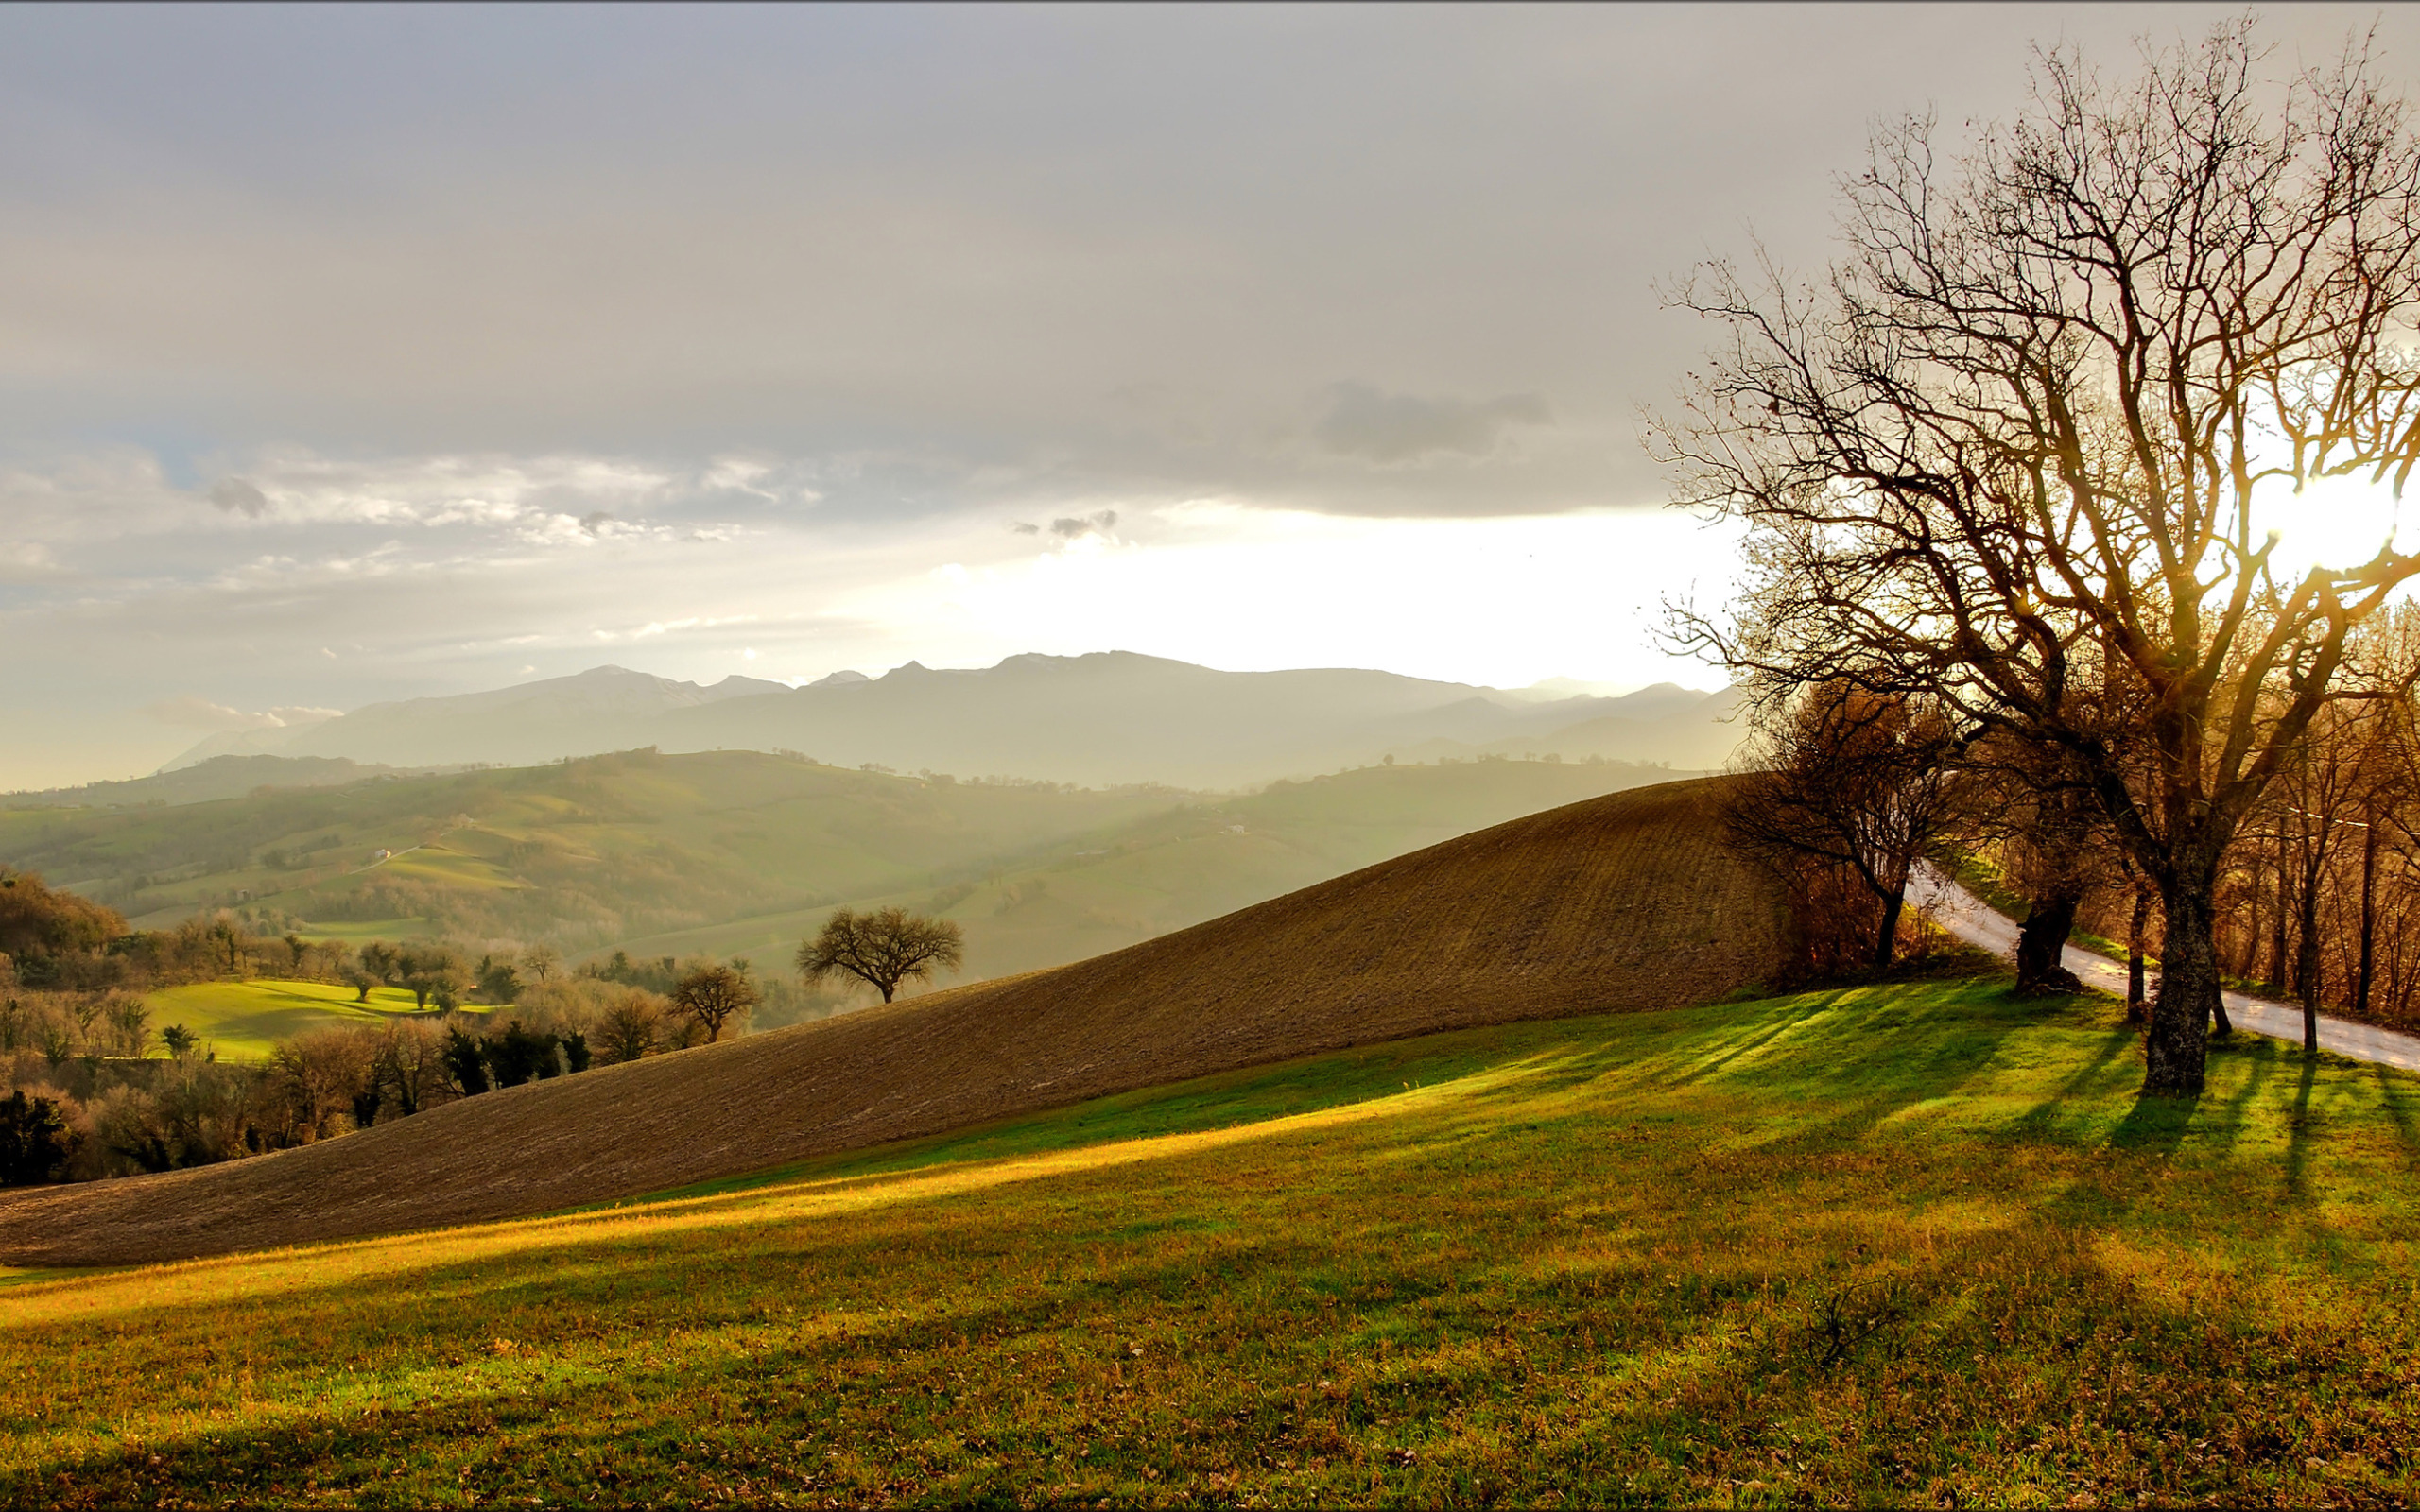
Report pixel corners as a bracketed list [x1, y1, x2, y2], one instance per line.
[141, 978, 486, 1060]
[7, 976, 2418, 1505]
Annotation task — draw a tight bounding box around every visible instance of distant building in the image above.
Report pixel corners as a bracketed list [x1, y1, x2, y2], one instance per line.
[372, 848, 392, 862]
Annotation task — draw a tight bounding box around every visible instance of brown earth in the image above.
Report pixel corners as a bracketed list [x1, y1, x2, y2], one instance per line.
[0, 776, 1783, 1267]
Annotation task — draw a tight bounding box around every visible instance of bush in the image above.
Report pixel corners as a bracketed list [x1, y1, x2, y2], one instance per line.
[444, 1027, 490, 1095]
[481, 1022, 560, 1088]
[0, 1090, 77, 1185]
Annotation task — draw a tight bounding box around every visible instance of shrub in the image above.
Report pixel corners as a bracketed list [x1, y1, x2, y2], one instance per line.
[443, 1027, 490, 1095]
[0, 1090, 77, 1185]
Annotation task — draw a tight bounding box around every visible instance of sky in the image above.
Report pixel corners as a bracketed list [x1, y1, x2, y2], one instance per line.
[3, 3, 2416, 788]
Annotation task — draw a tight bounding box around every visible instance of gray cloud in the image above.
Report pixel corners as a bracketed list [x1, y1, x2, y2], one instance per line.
[208, 477, 270, 517]
[1, 5, 2389, 524]
[1050, 510, 1117, 539]
[1314, 385, 1552, 465]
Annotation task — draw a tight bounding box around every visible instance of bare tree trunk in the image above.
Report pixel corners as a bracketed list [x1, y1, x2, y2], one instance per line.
[2271, 829, 2291, 996]
[1873, 884, 1905, 972]
[2359, 813, 2378, 1018]
[2242, 865, 2263, 982]
[2146, 862, 2221, 1097]
[2297, 880, 2324, 1054]
[2126, 885, 2152, 1025]
[2015, 881, 2085, 995]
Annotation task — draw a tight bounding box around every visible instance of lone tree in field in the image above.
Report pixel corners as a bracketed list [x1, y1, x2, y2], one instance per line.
[671, 962, 760, 1043]
[1658, 20, 2420, 1094]
[797, 906, 965, 1005]
[1727, 684, 1968, 972]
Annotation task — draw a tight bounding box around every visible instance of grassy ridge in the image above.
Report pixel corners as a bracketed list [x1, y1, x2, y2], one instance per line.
[5, 979, 2417, 1505]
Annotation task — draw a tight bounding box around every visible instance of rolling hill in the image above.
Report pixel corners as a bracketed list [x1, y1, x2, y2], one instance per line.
[12, 983, 2415, 1505]
[0, 776, 1784, 1265]
[0, 749, 1688, 984]
[154, 653, 1747, 786]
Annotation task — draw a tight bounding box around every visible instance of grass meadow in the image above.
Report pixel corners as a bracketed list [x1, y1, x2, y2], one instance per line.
[141, 979, 479, 1061]
[4, 977, 2417, 1506]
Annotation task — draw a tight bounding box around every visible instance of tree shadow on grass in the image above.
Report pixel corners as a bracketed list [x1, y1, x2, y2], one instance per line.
[1648, 992, 1851, 1088]
[2371, 1061, 2420, 1158]
[2107, 1089, 2200, 1156]
[2005, 1022, 2138, 1142]
[2282, 1052, 2324, 1199]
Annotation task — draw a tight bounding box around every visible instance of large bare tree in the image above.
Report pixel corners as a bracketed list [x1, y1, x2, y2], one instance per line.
[1656, 20, 2420, 1093]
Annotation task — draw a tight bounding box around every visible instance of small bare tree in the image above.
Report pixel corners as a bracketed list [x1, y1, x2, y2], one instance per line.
[1727, 685, 1967, 973]
[670, 962, 759, 1043]
[797, 906, 966, 1005]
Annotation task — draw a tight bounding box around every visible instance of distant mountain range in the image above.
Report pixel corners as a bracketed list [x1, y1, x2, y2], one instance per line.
[154, 653, 1744, 789]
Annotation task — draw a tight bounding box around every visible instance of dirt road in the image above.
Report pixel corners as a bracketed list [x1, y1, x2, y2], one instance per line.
[1913, 865, 2420, 1074]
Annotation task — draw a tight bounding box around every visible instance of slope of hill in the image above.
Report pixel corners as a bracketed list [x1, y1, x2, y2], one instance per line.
[159, 652, 1745, 786]
[0, 750, 1685, 982]
[8, 981, 2417, 1504]
[0, 777, 1783, 1265]
[0, 749, 1194, 947]
[607, 756, 1693, 981]
[1, 754, 403, 810]
[161, 666, 786, 771]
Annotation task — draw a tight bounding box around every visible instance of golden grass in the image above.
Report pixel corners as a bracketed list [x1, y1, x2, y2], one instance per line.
[3, 981, 2416, 1505]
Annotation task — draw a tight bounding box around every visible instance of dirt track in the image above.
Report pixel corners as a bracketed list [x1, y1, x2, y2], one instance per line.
[0, 777, 1783, 1266]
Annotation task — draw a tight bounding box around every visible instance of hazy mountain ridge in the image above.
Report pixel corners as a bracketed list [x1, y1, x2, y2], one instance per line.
[162, 653, 1743, 788]
[5, 755, 407, 811]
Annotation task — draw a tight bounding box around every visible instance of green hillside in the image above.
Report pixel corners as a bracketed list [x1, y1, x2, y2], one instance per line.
[5, 979, 2414, 1504]
[0, 750, 1196, 949]
[0, 749, 1680, 982]
[612, 756, 1690, 981]
[140, 979, 475, 1061]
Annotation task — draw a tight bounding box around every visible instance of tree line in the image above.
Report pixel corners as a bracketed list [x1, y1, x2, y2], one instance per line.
[0, 894, 967, 1187]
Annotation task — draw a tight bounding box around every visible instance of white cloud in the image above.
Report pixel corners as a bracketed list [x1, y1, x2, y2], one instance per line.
[0, 541, 60, 582]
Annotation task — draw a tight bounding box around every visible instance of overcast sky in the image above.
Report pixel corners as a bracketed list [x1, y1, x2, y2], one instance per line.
[3, 3, 2414, 787]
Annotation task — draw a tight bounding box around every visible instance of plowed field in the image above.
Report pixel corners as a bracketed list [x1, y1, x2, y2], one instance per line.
[0, 776, 1782, 1265]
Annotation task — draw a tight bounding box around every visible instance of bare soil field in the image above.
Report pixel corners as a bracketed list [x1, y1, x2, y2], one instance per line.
[0, 776, 1782, 1266]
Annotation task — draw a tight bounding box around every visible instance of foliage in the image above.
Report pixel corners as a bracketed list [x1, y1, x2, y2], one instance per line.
[0, 1091, 75, 1186]
[443, 1027, 490, 1097]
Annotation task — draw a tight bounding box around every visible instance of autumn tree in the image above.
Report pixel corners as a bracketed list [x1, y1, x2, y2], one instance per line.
[397, 944, 469, 1012]
[670, 962, 760, 1043]
[1658, 21, 2420, 1093]
[797, 906, 965, 1005]
[1727, 684, 1968, 972]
